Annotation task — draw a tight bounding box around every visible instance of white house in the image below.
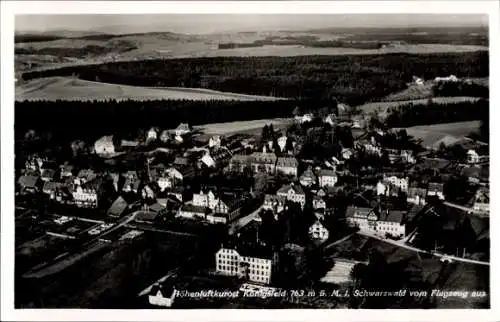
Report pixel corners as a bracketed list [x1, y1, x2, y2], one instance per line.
[160, 130, 170, 142]
[177, 204, 209, 220]
[295, 113, 314, 124]
[427, 182, 445, 200]
[299, 167, 318, 187]
[147, 128, 158, 141]
[175, 123, 191, 137]
[346, 206, 406, 238]
[157, 176, 174, 191]
[324, 114, 337, 126]
[472, 187, 489, 214]
[200, 152, 216, 168]
[407, 187, 427, 206]
[215, 247, 276, 285]
[94, 136, 115, 156]
[312, 195, 326, 210]
[435, 75, 459, 83]
[277, 183, 306, 208]
[148, 284, 176, 308]
[276, 157, 298, 177]
[308, 220, 329, 241]
[263, 194, 287, 214]
[192, 189, 218, 209]
[383, 175, 409, 192]
[318, 169, 337, 187]
[277, 135, 288, 152]
[341, 148, 353, 160]
[209, 135, 222, 148]
[72, 179, 103, 208]
[467, 150, 480, 164]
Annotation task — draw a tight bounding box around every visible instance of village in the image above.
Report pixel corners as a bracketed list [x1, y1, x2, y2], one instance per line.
[15, 100, 490, 309]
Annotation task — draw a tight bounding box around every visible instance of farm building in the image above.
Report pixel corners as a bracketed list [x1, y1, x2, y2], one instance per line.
[94, 135, 115, 156]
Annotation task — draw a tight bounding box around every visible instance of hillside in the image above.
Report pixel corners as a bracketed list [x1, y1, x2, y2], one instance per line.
[15, 77, 284, 102]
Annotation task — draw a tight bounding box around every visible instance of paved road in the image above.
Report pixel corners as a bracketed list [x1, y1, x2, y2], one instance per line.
[124, 223, 198, 237]
[356, 231, 489, 266]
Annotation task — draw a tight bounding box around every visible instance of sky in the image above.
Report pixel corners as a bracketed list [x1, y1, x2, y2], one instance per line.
[15, 14, 488, 35]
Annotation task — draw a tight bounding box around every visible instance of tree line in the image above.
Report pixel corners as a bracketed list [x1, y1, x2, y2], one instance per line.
[15, 98, 328, 143]
[21, 51, 489, 106]
[432, 81, 489, 98]
[384, 99, 489, 128]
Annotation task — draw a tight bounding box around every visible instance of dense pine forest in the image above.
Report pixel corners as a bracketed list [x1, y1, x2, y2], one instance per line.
[15, 98, 327, 142]
[20, 52, 488, 105]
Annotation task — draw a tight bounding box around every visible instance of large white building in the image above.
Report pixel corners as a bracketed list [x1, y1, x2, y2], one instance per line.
[94, 136, 115, 156]
[215, 247, 278, 285]
[318, 169, 337, 187]
[346, 206, 406, 238]
[72, 179, 103, 208]
[275, 157, 298, 177]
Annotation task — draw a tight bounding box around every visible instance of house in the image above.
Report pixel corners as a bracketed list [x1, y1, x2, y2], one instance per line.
[165, 166, 195, 182]
[435, 75, 459, 83]
[174, 123, 191, 137]
[275, 157, 298, 177]
[341, 148, 353, 160]
[18, 175, 41, 194]
[413, 76, 424, 86]
[383, 175, 409, 192]
[472, 187, 489, 214]
[312, 195, 326, 210]
[159, 130, 170, 143]
[107, 196, 129, 218]
[122, 175, 141, 194]
[173, 157, 189, 167]
[121, 139, 140, 148]
[200, 152, 216, 168]
[295, 113, 314, 124]
[192, 189, 218, 209]
[228, 154, 252, 173]
[209, 135, 222, 148]
[427, 182, 445, 200]
[262, 194, 287, 214]
[148, 283, 176, 308]
[141, 184, 156, 200]
[299, 166, 317, 187]
[59, 164, 74, 178]
[40, 168, 56, 182]
[164, 186, 185, 203]
[308, 220, 329, 241]
[277, 183, 306, 208]
[250, 151, 277, 174]
[72, 178, 103, 208]
[177, 204, 210, 220]
[215, 246, 278, 285]
[346, 205, 406, 238]
[213, 193, 246, 222]
[277, 135, 288, 152]
[324, 114, 337, 126]
[157, 175, 174, 192]
[400, 150, 416, 164]
[467, 150, 480, 164]
[94, 135, 115, 156]
[407, 187, 427, 206]
[461, 166, 481, 184]
[318, 169, 337, 188]
[147, 128, 158, 141]
[376, 209, 407, 238]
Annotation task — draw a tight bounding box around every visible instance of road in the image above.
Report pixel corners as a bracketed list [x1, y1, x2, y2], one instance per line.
[124, 223, 198, 237]
[356, 231, 489, 266]
[443, 201, 489, 218]
[137, 267, 181, 297]
[228, 203, 263, 235]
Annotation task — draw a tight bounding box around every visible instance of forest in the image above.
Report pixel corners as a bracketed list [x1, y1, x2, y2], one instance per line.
[15, 98, 328, 143]
[15, 40, 137, 59]
[432, 81, 489, 98]
[384, 99, 489, 128]
[20, 51, 489, 106]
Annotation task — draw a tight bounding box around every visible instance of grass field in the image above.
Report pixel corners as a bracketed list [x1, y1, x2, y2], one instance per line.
[194, 118, 294, 136]
[15, 77, 284, 102]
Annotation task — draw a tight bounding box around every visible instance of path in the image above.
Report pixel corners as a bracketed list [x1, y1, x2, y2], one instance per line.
[228, 203, 263, 235]
[356, 231, 489, 266]
[443, 201, 489, 217]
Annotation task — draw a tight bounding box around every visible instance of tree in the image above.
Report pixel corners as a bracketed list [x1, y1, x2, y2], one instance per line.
[350, 263, 368, 284]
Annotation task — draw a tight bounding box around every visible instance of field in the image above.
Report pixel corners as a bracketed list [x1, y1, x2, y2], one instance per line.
[194, 118, 294, 136]
[16, 77, 283, 102]
[358, 97, 482, 119]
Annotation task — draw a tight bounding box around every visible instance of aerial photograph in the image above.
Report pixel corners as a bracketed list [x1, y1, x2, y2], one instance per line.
[13, 13, 489, 309]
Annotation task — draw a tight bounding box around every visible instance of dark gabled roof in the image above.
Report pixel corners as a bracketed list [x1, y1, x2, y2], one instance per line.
[43, 181, 62, 192]
[180, 204, 209, 214]
[264, 194, 287, 203]
[408, 187, 427, 198]
[300, 167, 317, 179]
[428, 182, 444, 192]
[41, 168, 56, 178]
[149, 282, 175, 298]
[235, 244, 274, 260]
[277, 183, 305, 195]
[174, 157, 189, 166]
[345, 205, 373, 218]
[218, 192, 244, 210]
[379, 210, 406, 224]
[276, 157, 298, 167]
[251, 152, 277, 164]
[318, 169, 336, 177]
[107, 196, 128, 217]
[18, 175, 40, 188]
[461, 166, 481, 178]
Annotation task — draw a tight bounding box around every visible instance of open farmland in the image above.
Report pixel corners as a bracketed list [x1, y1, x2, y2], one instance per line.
[358, 97, 482, 119]
[16, 77, 283, 102]
[194, 118, 294, 136]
